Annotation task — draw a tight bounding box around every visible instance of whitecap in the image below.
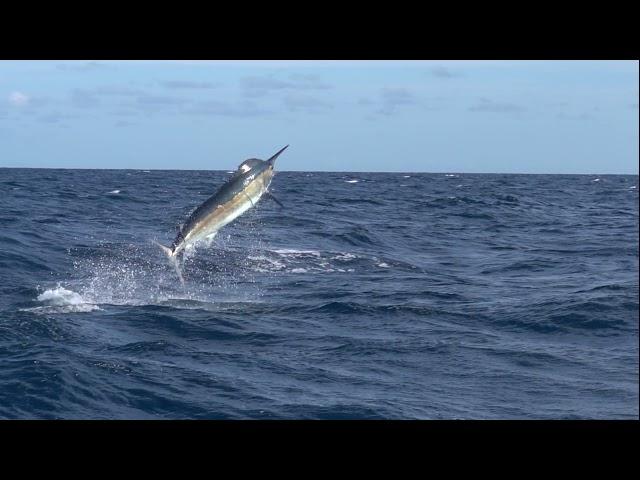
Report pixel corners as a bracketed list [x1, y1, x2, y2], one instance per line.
[22, 286, 100, 313]
[377, 262, 390, 268]
[592, 178, 600, 182]
[332, 252, 357, 261]
[273, 249, 321, 257]
[290, 268, 307, 273]
[107, 189, 120, 194]
[38, 286, 85, 304]
[345, 179, 359, 183]
[403, 175, 411, 178]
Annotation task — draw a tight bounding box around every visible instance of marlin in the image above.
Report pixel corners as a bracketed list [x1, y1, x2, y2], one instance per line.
[154, 145, 288, 284]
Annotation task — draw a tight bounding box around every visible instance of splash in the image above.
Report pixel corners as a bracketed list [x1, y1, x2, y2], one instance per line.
[21, 285, 101, 313]
[64, 235, 265, 309]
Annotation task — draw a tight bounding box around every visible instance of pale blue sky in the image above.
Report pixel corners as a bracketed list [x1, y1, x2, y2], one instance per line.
[0, 60, 637, 173]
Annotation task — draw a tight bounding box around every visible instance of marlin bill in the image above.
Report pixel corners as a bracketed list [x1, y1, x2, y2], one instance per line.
[154, 145, 288, 284]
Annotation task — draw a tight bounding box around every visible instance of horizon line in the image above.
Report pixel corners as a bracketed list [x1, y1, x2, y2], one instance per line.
[0, 166, 638, 176]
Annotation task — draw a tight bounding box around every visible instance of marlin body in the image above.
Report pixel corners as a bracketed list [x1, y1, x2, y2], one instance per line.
[155, 145, 288, 284]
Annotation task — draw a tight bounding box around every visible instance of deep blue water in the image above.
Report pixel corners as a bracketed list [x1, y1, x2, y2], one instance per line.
[0, 168, 638, 419]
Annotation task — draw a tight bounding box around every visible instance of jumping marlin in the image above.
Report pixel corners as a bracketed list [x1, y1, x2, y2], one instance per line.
[154, 145, 288, 284]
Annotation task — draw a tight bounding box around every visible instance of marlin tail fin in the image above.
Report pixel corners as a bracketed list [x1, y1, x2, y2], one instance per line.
[152, 240, 185, 286]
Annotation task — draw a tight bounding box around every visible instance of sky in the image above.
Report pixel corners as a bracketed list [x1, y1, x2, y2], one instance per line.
[0, 60, 637, 173]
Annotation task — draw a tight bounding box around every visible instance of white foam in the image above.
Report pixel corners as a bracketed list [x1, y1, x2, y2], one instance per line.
[629, 186, 636, 189]
[332, 252, 357, 261]
[592, 178, 600, 182]
[248, 255, 286, 270]
[37, 286, 85, 304]
[107, 189, 120, 194]
[403, 175, 411, 178]
[273, 249, 321, 257]
[445, 174, 459, 177]
[345, 179, 359, 183]
[290, 268, 307, 273]
[377, 262, 390, 268]
[25, 286, 100, 313]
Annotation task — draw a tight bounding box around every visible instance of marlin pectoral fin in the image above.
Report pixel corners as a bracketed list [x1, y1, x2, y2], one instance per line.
[265, 191, 285, 208]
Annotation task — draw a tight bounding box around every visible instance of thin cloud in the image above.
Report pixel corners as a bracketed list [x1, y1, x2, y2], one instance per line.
[469, 98, 525, 113]
[288, 73, 332, 90]
[283, 94, 332, 113]
[56, 61, 106, 72]
[240, 74, 332, 97]
[93, 86, 145, 96]
[111, 109, 139, 117]
[356, 87, 426, 116]
[70, 86, 144, 108]
[161, 80, 221, 90]
[429, 66, 462, 79]
[241, 76, 293, 97]
[71, 89, 100, 108]
[377, 87, 420, 115]
[8, 91, 30, 107]
[186, 100, 270, 117]
[9, 93, 49, 113]
[136, 95, 187, 106]
[37, 111, 76, 124]
[556, 112, 591, 120]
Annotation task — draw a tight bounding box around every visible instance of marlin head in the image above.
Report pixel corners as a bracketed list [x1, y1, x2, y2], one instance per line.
[234, 145, 288, 177]
[232, 145, 288, 190]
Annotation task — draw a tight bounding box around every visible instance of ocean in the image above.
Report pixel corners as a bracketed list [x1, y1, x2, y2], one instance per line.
[0, 168, 638, 419]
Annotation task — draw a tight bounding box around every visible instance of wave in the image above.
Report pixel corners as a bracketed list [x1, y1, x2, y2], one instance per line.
[2, 169, 638, 419]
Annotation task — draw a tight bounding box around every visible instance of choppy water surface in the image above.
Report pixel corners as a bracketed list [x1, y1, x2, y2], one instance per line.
[0, 169, 638, 419]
